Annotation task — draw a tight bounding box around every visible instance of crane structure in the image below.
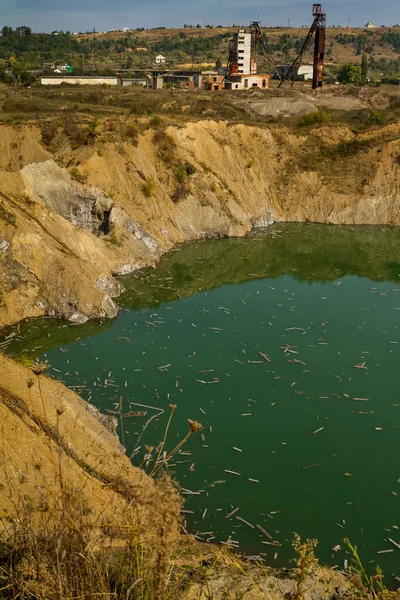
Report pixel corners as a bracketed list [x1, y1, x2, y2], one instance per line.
[278, 4, 326, 89]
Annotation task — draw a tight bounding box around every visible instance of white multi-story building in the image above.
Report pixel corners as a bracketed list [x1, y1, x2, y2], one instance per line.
[233, 31, 257, 74]
[224, 27, 268, 90]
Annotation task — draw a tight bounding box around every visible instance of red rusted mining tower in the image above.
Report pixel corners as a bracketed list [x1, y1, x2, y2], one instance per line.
[278, 3, 326, 89]
[312, 4, 326, 89]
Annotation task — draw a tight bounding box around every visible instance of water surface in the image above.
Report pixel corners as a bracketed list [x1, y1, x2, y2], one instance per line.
[3, 224, 400, 582]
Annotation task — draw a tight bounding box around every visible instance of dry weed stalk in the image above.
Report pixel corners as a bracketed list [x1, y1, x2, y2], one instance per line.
[149, 413, 203, 478]
[344, 538, 391, 600]
[292, 532, 318, 600]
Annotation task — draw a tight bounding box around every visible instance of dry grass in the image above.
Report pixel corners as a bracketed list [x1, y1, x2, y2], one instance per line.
[0, 364, 185, 600]
[0, 473, 182, 600]
[0, 361, 210, 599]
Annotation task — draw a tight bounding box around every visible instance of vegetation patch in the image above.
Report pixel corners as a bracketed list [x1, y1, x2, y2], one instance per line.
[0, 202, 16, 226]
[124, 122, 139, 145]
[175, 161, 187, 184]
[367, 110, 387, 126]
[153, 130, 176, 166]
[70, 167, 87, 184]
[172, 182, 190, 203]
[329, 138, 371, 159]
[298, 109, 331, 127]
[142, 177, 155, 197]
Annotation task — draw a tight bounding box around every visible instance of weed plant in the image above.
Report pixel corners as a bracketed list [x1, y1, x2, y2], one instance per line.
[142, 177, 155, 198]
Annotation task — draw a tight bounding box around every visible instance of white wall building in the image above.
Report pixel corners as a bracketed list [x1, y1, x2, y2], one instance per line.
[225, 74, 269, 90]
[275, 64, 313, 81]
[233, 31, 255, 74]
[121, 78, 147, 87]
[41, 76, 119, 86]
[298, 65, 314, 80]
[155, 55, 167, 64]
[365, 21, 377, 28]
[237, 31, 251, 74]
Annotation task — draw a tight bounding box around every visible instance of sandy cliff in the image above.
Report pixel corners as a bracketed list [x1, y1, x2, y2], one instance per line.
[0, 117, 399, 328]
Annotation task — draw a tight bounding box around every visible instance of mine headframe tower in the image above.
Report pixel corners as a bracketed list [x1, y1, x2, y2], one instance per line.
[278, 3, 326, 89]
[224, 21, 281, 83]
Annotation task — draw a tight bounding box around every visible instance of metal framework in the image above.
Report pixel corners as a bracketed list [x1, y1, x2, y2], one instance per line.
[278, 4, 326, 89]
[224, 21, 281, 84]
[250, 22, 281, 80]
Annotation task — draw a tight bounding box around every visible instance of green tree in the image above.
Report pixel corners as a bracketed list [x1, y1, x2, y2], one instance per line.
[1, 26, 13, 36]
[337, 63, 362, 84]
[361, 54, 368, 80]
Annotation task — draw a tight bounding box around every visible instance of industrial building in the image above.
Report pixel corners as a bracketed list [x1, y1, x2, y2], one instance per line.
[275, 64, 314, 81]
[163, 72, 195, 89]
[39, 6, 327, 92]
[225, 74, 269, 90]
[202, 70, 225, 91]
[224, 25, 270, 90]
[235, 31, 256, 74]
[121, 78, 147, 87]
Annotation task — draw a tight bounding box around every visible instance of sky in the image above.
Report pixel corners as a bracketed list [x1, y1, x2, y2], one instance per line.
[0, 0, 398, 33]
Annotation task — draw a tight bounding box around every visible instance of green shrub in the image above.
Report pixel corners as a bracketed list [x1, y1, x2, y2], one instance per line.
[298, 110, 331, 127]
[0, 202, 16, 226]
[149, 115, 162, 128]
[175, 162, 186, 184]
[153, 130, 176, 166]
[185, 162, 196, 175]
[367, 110, 387, 126]
[330, 138, 370, 158]
[142, 177, 155, 197]
[88, 119, 100, 132]
[70, 167, 88, 184]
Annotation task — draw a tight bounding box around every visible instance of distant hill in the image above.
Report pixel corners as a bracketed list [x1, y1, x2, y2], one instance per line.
[0, 24, 399, 79]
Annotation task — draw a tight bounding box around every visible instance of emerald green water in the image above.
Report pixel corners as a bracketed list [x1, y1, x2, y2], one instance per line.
[3, 224, 400, 582]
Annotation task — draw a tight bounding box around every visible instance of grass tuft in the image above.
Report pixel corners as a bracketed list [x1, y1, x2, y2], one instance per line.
[142, 177, 155, 198]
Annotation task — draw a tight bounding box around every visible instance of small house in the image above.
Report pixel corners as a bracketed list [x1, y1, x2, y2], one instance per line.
[155, 55, 167, 64]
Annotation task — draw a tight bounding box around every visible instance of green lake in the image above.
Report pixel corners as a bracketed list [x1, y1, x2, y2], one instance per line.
[3, 223, 400, 583]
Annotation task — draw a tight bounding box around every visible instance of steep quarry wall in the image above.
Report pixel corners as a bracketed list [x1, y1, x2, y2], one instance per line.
[0, 354, 149, 521]
[0, 118, 399, 328]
